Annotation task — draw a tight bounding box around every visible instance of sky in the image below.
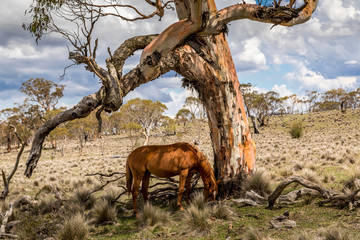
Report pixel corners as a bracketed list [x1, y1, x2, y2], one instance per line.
[0, 0, 359, 117]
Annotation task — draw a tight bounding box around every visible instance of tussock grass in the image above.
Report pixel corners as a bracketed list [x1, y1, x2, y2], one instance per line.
[72, 187, 96, 210]
[181, 203, 211, 232]
[210, 202, 234, 220]
[301, 168, 320, 183]
[318, 225, 350, 240]
[245, 227, 272, 240]
[91, 199, 117, 225]
[57, 214, 89, 240]
[64, 201, 86, 217]
[35, 195, 61, 214]
[190, 191, 206, 210]
[137, 202, 172, 227]
[100, 186, 121, 205]
[241, 169, 272, 197]
[180, 192, 213, 233]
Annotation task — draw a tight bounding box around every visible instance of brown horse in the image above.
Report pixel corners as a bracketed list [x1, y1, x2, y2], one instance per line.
[126, 142, 218, 216]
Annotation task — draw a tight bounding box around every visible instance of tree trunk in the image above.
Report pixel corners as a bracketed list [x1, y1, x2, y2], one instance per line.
[6, 132, 11, 153]
[250, 116, 260, 134]
[179, 34, 255, 197]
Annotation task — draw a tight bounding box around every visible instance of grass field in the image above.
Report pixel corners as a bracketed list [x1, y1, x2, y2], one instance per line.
[1, 109, 360, 239]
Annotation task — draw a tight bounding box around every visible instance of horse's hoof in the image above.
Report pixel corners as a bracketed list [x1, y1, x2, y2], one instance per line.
[179, 206, 184, 211]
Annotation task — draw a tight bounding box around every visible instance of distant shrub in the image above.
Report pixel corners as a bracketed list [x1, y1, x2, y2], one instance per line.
[58, 214, 89, 240]
[289, 120, 304, 138]
[137, 202, 172, 227]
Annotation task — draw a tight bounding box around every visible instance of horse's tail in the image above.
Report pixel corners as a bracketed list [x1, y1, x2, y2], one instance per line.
[126, 160, 133, 196]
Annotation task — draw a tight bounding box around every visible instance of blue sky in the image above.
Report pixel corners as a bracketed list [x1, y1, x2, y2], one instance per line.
[1, 0, 359, 117]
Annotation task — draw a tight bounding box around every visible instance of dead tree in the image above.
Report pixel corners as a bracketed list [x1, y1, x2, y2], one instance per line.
[23, 0, 319, 197]
[1, 125, 27, 200]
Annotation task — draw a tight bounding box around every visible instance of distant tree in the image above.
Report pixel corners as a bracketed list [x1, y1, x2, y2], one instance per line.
[305, 90, 318, 112]
[315, 88, 347, 112]
[347, 88, 360, 109]
[20, 78, 65, 114]
[119, 98, 167, 145]
[239, 83, 260, 134]
[184, 96, 205, 119]
[0, 103, 42, 152]
[159, 116, 177, 135]
[278, 96, 289, 115]
[175, 108, 194, 133]
[288, 94, 299, 114]
[252, 91, 282, 126]
[67, 113, 98, 149]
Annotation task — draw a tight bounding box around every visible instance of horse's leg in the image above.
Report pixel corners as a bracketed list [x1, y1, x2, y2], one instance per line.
[185, 171, 193, 204]
[141, 171, 151, 203]
[177, 169, 189, 210]
[132, 178, 142, 217]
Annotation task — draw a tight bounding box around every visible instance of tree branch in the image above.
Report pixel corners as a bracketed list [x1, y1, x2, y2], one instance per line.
[201, 0, 319, 35]
[25, 90, 104, 177]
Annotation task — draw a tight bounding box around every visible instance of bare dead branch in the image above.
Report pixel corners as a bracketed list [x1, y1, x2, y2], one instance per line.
[1, 126, 27, 200]
[25, 91, 103, 177]
[0, 203, 13, 234]
[267, 176, 331, 208]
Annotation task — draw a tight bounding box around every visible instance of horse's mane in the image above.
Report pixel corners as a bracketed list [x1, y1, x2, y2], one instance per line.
[187, 143, 217, 187]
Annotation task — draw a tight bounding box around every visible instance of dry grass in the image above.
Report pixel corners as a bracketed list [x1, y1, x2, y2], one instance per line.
[245, 227, 273, 240]
[57, 214, 89, 240]
[241, 169, 272, 197]
[181, 203, 211, 233]
[210, 201, 234, 220]
[180, 192, 212, 233]
[137, 202, 172, 227]
[1, 109, 360, 239]
[91, 199, 117, 225]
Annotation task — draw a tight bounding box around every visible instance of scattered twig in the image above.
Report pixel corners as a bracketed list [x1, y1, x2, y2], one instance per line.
[0, 203, 13, 234]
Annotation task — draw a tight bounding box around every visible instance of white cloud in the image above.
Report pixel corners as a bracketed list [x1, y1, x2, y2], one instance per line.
[285, 61, 357, 91]
[0, 90, 26, 110]
[320, 0, 360, 23]
[272, 84, 294, 97]
[164, 89, 192, 118]
[235, 37, 268, 72]
[345, 60, 359, 65]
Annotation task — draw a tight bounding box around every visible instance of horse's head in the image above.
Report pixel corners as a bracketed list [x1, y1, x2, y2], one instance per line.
[204, 174, 219, 201]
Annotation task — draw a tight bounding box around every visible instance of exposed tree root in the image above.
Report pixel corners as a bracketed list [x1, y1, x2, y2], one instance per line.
[86, 171, 202, 206]
[231, 175, 360, 211]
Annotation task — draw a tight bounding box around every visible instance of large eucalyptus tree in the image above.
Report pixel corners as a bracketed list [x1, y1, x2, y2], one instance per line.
[23, 0, 319, 196]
